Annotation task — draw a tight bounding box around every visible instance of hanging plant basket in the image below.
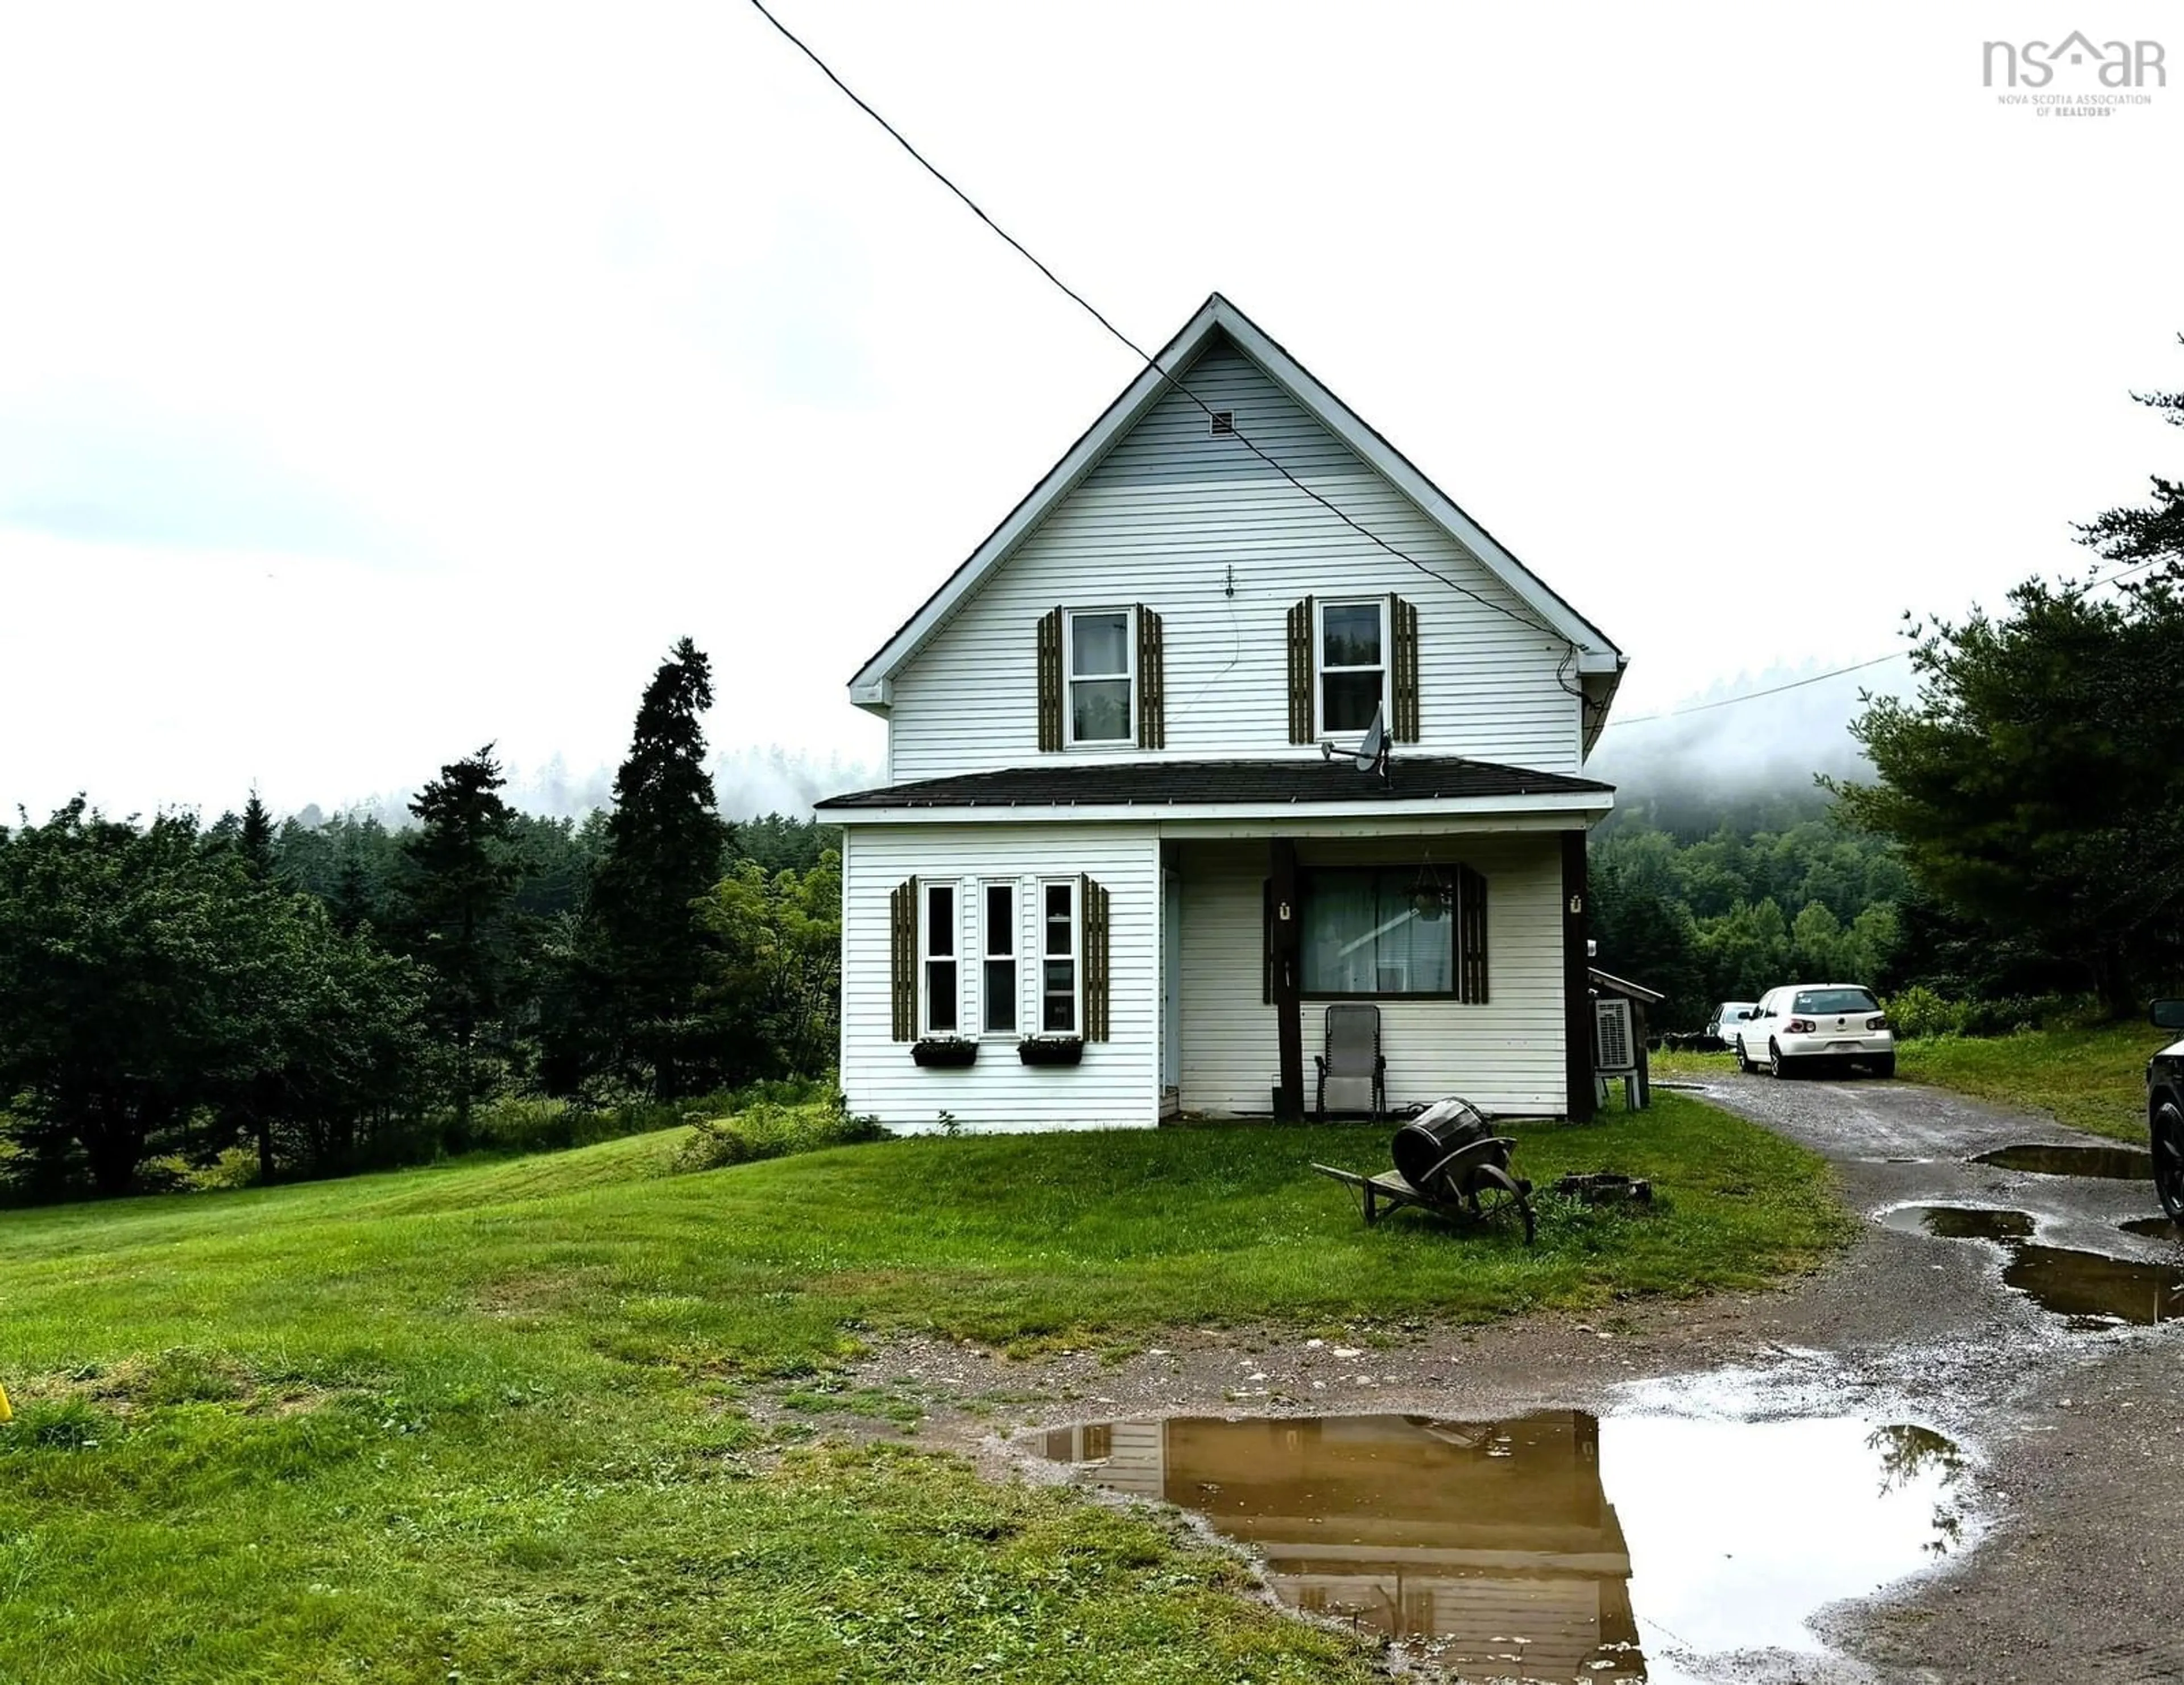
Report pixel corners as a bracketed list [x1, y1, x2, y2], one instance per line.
[912, 1037, 979, 1068]
[1017, 1035, 1085, 1067]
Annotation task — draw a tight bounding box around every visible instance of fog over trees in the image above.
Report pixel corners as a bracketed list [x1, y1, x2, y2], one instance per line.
[267, 743, 876, 836]
[1586, 658, 1906, 829]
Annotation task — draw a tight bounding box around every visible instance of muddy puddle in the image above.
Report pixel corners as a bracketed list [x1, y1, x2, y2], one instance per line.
[1880, 1204, 2032, 1243]
[1035, 1410, 1968, 1683]
[1882, 1205, 2184, 1327]
[2120, 1216, 2184, 1243]
[1971, 1143, 2153, 1179]
[2004, 1246, 2184, 1328]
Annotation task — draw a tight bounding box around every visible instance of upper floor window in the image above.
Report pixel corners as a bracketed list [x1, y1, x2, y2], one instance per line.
[1317, 598, 1387, 736]
[1066, 609, 1134, 745]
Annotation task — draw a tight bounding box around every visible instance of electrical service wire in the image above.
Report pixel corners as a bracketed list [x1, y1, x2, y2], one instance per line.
[1602, 552, 2180, 730]
[747, 0, 2178, 734]
[744, 0, 1573, 653]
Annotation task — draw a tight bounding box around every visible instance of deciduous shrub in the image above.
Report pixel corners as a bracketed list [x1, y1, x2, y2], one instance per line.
[670, 1094, 887, 1174]
[1884, 987, 2088, 1040]
[1883, 985, 1967, 1040]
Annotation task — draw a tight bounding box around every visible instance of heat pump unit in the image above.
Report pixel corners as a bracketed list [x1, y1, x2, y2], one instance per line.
[1594, 997, 1635, 1074]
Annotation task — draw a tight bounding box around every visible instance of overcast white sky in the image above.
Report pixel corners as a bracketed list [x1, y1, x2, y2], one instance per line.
[4, 2, 2180, 821]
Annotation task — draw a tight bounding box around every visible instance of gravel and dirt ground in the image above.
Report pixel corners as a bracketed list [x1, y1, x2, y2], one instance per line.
[809, 1071, 2184, 1684]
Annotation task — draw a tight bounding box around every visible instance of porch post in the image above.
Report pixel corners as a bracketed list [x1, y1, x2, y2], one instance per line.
[1561, 829, 1596, 1122]
[1270, 837, 1304, 1121]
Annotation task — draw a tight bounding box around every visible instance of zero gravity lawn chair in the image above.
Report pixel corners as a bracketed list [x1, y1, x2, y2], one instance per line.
[1314, 1003, 1387, 1122]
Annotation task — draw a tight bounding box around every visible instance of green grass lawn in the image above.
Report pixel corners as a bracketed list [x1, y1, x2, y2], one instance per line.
[0, 1096, 1848, 1683]
[1896, 1021, 2167, 1146]
[1657, 1021, 2168, 1146]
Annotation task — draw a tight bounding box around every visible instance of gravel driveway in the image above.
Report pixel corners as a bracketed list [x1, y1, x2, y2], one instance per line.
[1664, 1068, 2184, 1684]
[839, 1072, 2184, 1684]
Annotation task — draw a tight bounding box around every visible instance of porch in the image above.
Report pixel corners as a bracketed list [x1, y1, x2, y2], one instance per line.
[1159, 827, 1593, 1122]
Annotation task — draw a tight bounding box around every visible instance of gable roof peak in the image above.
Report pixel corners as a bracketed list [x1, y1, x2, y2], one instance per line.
[847, 293, 1622, 705]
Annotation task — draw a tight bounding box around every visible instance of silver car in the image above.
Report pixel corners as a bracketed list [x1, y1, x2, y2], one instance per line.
[1705, 1001, 1756, 1047]
[1734, 984, 1895, 1079]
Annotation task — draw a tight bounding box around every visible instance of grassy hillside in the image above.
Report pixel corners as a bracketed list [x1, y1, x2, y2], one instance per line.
[0, 1097, 1848, 1683]
[1896, 1020, 2168, 1146]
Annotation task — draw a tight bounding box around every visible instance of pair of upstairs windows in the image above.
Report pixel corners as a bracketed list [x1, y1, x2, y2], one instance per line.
[1036, 595, 1422, 753]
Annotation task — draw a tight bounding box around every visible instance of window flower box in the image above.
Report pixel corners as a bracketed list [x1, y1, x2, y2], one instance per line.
[1017, 1035, 1085, 1067]
[912, 1036, 979, 1068]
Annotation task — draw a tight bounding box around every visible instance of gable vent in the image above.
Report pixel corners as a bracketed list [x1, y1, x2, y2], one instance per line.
[1208, 410, 1235, 436]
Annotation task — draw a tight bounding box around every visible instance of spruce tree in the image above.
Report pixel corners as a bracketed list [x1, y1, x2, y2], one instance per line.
[238, 791, 275, 879]
[332, 854, 375, 935]
[581, 638, 730, 1096]
[400, 745, 522, 1131]
[2077, 336, 2184, 577]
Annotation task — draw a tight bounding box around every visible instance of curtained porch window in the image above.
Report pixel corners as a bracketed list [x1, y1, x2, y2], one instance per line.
[1300, 868, 1454, 997]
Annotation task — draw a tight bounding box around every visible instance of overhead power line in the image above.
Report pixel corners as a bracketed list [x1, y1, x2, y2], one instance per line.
[2064, 552, 2173, 596]
[1604, 555, 2180, 729]
[746, 0, 1571, 649]
[1602, 652, 1909, 730]
[750, 0, 2182, 730]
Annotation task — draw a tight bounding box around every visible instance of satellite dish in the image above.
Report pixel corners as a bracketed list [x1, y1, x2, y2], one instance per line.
[1353, 703, 1387, 773]
[1320, 700, 1391, 782]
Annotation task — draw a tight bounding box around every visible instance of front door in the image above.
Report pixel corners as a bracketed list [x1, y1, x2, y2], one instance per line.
[1162, 870, 1182, 1097]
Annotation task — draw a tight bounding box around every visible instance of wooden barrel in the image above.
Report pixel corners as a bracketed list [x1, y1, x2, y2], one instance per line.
[1391, 1098, 1491, 1191]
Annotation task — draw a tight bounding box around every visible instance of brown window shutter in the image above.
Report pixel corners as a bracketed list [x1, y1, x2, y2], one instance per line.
[1036, 608, 1064, 751]
[1391, 594, 1420, 742]
[1080, 873, 1111, 1042]
[1457, 864, 1489, 1005]
[1287, 596, 1314, 744]
[890, 879, 917, 1040]
[1136, 605, 1165, 749]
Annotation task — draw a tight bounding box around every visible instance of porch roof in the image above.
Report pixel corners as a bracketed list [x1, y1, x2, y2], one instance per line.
[816, 754, 1612, 814]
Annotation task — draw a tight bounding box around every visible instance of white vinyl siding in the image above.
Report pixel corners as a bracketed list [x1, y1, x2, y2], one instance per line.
[1174, 832, 1569, 1116]
[886, 342, 1580, 780]
[842, 823, 1159, 1131]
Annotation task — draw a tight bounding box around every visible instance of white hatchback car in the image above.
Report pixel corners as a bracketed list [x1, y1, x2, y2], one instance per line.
[1734, 984, 1895, 1079]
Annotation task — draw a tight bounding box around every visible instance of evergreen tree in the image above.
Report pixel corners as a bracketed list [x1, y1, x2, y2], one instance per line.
[0, 802, 429, 1195]
[1833, 570, 2184, 1015]
[238, 791, 275, 879]
[332, 854, 375, 935]
[574, 639, 731, 1096]
[1589, 856, 1705, 1030]
[2077, 336, 2184, 578]
[399, 746, 522, 1130]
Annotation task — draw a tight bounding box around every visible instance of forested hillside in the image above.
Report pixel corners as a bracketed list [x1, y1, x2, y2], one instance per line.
[1587, 790, 1907, 1033]
[0, 640, 844, 1203]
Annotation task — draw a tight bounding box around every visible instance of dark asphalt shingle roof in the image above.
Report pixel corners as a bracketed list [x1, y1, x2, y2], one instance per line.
[816, 755, 1613, 812]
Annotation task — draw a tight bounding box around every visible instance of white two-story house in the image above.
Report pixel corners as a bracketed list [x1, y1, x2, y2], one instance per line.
[816, 295, 1625, 1131]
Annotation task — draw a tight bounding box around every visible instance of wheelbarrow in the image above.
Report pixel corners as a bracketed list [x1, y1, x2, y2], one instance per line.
[1312, 1096, 1536, 1244]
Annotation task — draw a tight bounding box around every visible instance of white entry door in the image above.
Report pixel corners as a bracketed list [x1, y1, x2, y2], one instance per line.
[1161, 869, 1182, 1094]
